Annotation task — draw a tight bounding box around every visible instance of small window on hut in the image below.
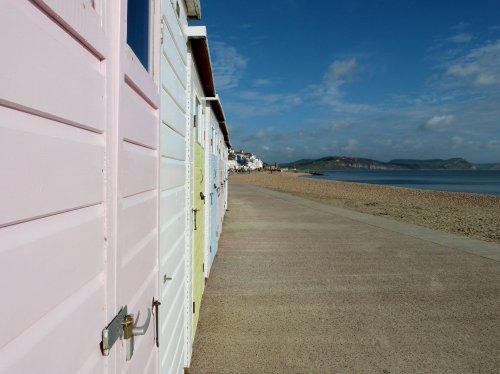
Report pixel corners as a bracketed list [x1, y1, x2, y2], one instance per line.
[127, 0, 151, 71]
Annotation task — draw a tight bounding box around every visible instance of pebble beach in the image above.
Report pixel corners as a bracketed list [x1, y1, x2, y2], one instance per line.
[230, 171, 500, 243]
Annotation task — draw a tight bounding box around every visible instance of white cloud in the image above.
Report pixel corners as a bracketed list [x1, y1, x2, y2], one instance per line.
[255, 128, 269, 138]
[447, 64, 478, 77]
[445, 39, 500, 88]
[211, 41, 248, 90]
[226, 90, 302, 118]
[448, 137, 500, 151]
[449, 33, 473, 43]
[236, 91, 301, 105]
[261, 145, 270, 151]
[474, 73, 498, 87]
[243, 128, 271, 142]
[451, 22, 469, 30]
[427, 114, 455, 126]
[252, 78, 272, 87]
[402, 139, 424, 149]
[487, 140, 500, 149]
[304, 58, 379, 114]
[320, 58, 359, 100]
[451, 136, 464, 147]
[325, 58, 359, 82]
[343, 139, 358, 152]
[375, 138, 393, 146]
[422, 114, 456, 130]
[329, 120, 353, 130]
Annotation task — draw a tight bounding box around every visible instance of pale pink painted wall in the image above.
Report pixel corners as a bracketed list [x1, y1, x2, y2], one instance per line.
[0, 1, 160, 372]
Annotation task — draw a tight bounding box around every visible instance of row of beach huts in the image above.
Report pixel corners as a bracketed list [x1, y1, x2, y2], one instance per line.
[0, 1, 229, 373]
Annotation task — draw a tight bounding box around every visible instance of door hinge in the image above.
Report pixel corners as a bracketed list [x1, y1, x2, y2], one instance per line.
[192, 208, 199, 230]
[160, 18, 165, 44]
[192, 301, 196, 314]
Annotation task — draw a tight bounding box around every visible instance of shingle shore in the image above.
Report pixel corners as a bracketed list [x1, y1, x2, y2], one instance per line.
[230, 171, 500, 243]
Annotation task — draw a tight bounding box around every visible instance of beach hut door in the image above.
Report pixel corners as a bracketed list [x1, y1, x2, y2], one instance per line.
[100, 0, 161, 369]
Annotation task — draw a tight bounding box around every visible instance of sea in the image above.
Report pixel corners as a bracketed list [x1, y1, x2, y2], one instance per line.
[307, 170, 500, 196]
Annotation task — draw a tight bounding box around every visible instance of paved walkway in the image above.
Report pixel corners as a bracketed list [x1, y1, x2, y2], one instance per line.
[190, 183, 500, 373]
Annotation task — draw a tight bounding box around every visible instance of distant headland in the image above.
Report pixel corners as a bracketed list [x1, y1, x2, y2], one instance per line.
[282, 156, 500, 171]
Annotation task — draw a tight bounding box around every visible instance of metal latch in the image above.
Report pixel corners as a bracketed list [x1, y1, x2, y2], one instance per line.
[124, 308, 151, 361]
[102, 306, 152, 361]
[192, 208, 199, 230]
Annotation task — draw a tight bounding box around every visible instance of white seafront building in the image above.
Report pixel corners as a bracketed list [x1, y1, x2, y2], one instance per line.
[229, 150, 264, 171]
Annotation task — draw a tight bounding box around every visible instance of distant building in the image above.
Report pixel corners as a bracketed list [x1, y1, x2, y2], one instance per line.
[229, 150, 263, 171]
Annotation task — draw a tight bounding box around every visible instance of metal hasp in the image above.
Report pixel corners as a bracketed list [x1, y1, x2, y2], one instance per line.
[200, 191, 205, 202]
[102, 306, 128, 356]
[101, 306, 152, 361]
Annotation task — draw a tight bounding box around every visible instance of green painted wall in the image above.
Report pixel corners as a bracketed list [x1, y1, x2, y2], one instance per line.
[192, 141, 204, 338]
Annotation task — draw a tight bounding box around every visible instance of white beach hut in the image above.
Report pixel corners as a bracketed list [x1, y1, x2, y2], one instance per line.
[158, 0, 200, 372]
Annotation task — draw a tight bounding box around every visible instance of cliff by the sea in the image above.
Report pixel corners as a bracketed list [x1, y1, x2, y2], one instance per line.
[284, 156, 499, 171]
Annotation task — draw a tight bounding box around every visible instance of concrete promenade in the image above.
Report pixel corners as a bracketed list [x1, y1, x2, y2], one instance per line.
[189, 183, 500, 373]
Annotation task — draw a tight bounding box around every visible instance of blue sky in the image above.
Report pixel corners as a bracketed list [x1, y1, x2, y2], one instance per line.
[193, 0, 500, 163]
